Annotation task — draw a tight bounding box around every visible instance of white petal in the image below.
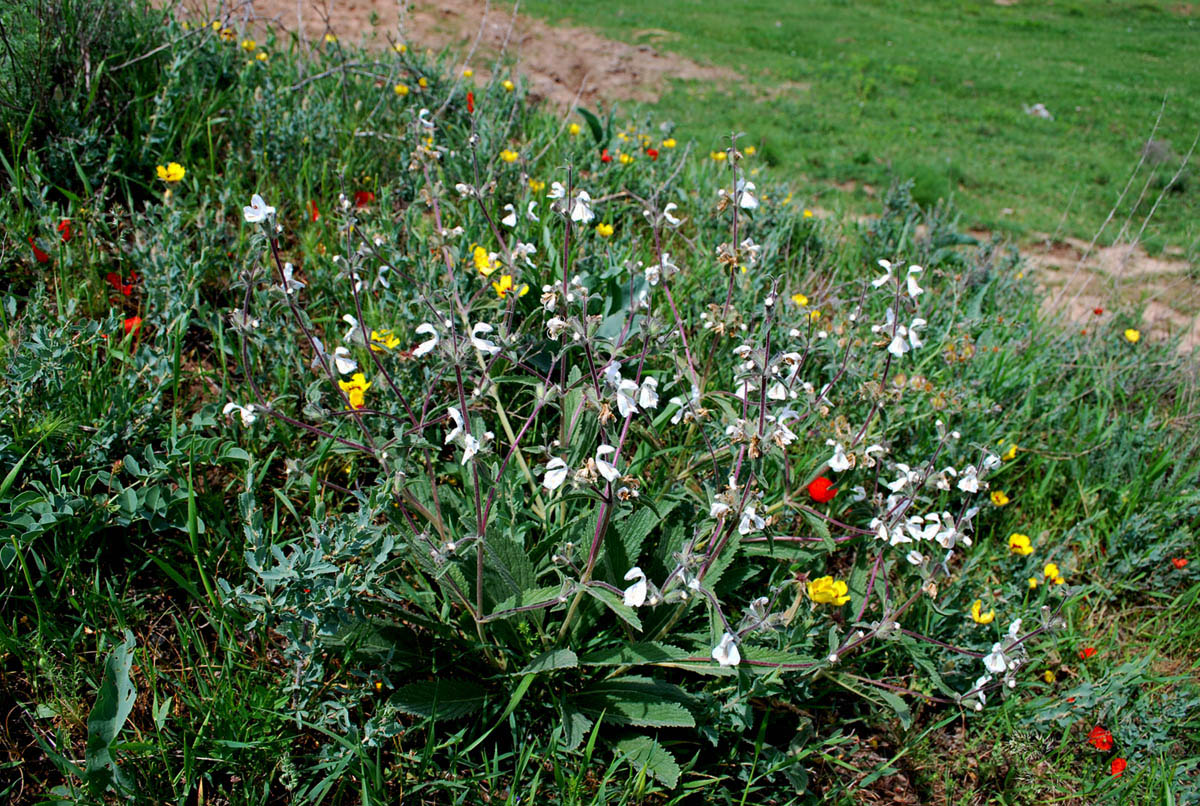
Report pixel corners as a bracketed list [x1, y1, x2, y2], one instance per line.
[622, 567, 648, 608]
[712, 632, 741, 667]
[542, 457, 569, 491]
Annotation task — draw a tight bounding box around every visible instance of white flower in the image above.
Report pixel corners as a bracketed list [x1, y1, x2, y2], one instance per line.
[570, 190, 594, 224]
[669, 386, 701, 425]
[501, 203, 517, 227]
[906, 265, 924, 297]
[1008, 618, 1023, 639]
[622, 566, 648, 608]
[454, 182, 473, 198]
[646, 253, 677, 286]
[526, 201, 540, 222]
[341, 314, 367, 346]
[983, 643, 1009, 675]
[712, 632, 741, 667]
[410, 323, 438, 357]
[971, 674, 992, 710]
[222, 402, 257, 426]
[616, 378, 640, 418]
[470, 322, 501, 355]
[710, 501, 731, 518]
[417, 107, 435, 129]
[738, 506, 765, 536]
[546, 316, 568, 340]
[663, 202, 682, 226]
[511, 241, 537, 268]
[243, 194, 275, 224]
[906, 550, 925, 566]
[594, 445, 621, 483]
[957, 465, 980, 493]
[311, 337, 357, 374]
[542, 457, 570, 491]
[827, 440, 851, 472]
[279, 262, 305, 295]
[872, 258, 894, 288]
[638, 376, 659, 409]
[736, 178, 758, 209]
[462, 433, 482, 464]
[445, 406, 464, 444]
[547, 181, 566, 200]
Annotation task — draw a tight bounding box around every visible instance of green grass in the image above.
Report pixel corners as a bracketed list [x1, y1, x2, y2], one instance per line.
[517, 0, 1200, 257]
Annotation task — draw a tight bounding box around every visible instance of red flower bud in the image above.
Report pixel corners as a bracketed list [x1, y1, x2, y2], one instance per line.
[1087, 726, 1114, 752]
[807, 476, 838, 503]
[467, 91, 475, 114]
[57, 219, 72, 242]
[123, 316, 142, 336]
[1110, 757, 1127, 777]
[354, 191, 375, 208]
[309, 200, 320, 222]
[645, 148, 659, 161]
[600, 149, 612, 164]
[28, 237, 50, 264]
[1078, 646, 1097, 660]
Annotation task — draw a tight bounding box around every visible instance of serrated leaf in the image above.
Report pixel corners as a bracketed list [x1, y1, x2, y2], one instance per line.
[584, 585, 642, 632]
[615, 735, 681, 789]
[393, 680, 487, 720]
[490, 584, 565, 617]
[84, 630, 137, 794]
[561, 706, 593, 752]
[519, 649, 578, 676]
[878, 689, 912, 729]
[579, 642, 689, 666]
[572, 676, 695, 728]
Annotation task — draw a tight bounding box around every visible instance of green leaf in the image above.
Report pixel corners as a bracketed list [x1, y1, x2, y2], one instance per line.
[584, 585, 642, 632]
[576, 106, 606, 146]
[572, 676, 695, 728]
[518, 649, 578, 676]
[393, 680, 487, 720]
[579, 642, 689, 666]
[877, 689, 913, 729]
[615, 736, 681, 789]
[561, 705, 593, 752]
[84, 630, 137, 794]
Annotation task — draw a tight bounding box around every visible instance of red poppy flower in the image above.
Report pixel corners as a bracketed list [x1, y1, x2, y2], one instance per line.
[105, 271, 135, 296]
[1093, 307, 1104, 315]
[1087, 726, 1114, 752]
[57, 219, 72, 242]
[123, 316, 142, 336]
[28, 237, 50, 264]
[353, 191, 375, 208]
[1171, 557, 1188, 569]
[1110, 757, 1127, 777]
[645, 147, 659, 161]
[807, 476, 838, 503]
[600, 149, 612, 164]
[467, 91, 475, 114]
[309, 200, 320, 222]
[1078, 646, 1097, 660]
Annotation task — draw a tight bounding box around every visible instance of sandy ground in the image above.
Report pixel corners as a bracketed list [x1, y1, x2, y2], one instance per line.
[187, 0, 1198, 351]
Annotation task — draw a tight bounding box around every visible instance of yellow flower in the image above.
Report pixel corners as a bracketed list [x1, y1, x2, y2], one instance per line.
[662, 138, 677, 149]
[791, 292, 809, 307]
[394, 83, 409, 96]
[803, 208, 813, 218]
[472, 245, 499, 276]
[809, 310, 821, 321]
[1043, 562, 1059, 580]
[394, 43, 408, 53]
[499, 149, 519, 163]
[418, 77, 428, 88]
[1043, 670, 1056, 684]
[491, 274, 529, 299]
[807, 575, 850, 606]
[502, 79, 515, 92]
[1008, 533, 1033, 556]
[240, 39, 256, 52]
[324, 33, 337, 44]
[463, 67, 473, 77]
[990, 490, 1010, 507]
[618, 152, 634, 165]
[370, 329, 401, 353]
[256, 51, 268, 62]
[1124, 328, 1141, 343]
[1052, 574, 1066, 585]
[338, 373, 371, 410]
[1028, 576, 1039, 589]
[617, 132, 629, 143]
[1001, 442, 1018, 461]
[528, 179, 545, 193]
[970, 599, 995, 625]
[711, 150, 727, 162]
[744, 145, 756, 155]
[220, 28, 235, 42]
[156, 162, 186, 183]
[568, 122, 581, 136]
[595, 222, 614, 238]
[211, 20, 221, 30]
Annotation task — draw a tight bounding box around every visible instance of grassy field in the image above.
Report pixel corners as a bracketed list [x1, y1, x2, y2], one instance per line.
[518, 0, 1200, 257]
[1, 1, 1199, 803]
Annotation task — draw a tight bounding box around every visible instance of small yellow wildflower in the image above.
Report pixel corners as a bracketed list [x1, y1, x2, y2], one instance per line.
[1008, 533, 1033, 556]
[499, 149, 519, 163]
[492, 274, 529, 299]
[528, 179, 546, 193]
[220, 28, 235, 42]
[618, 152, 634, 165]
[240, 39, 257, 52]
[324, 33, 337, 44]
[803, 208, 813, 218]
[744, 145, 756, 155]
[1001, 441, 1018, 461]
[256, 51, 268, 62]
[990, 490, 1010, 507]
[370, 329, 401, 353]
[463, 67, 473, 77]
[711, 150, 727, 162]
[970, 599, 995, 625]
[1028, 576, 1039, 589]
[418, 77, 428, 89]
[617, 132, 629, 143]
[791, 292, 809, 307]
[394, 83, 409, 96]
[568, 122, 581, 136]
[338, 373, 371, 410]
[807, 576, 850, 606]
[595, 222, 614, 238]
[394, 42, 408, 53]
[211, 20, 221, 30]
[502, 79, 515, 92]
[662, 138, 677, 149]
[1043, 562, 1059, 580]
[472, 245, 499, 276]
[809, 310, 821, 321]
[1124, 328, 1141, 343]
[1043, 670, 1056, 684]
[156, 162, 186, 183]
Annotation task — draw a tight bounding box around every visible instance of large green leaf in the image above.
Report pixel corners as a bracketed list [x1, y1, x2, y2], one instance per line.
[84, 630, 137, 794]
[393, 680, 487, 720]
[584, 585, 642, 632]
[572, 676, 695, 728]
[518, 649, 578, 676]
[615, 735, 681, 789]
[581, 641, 736, 677]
